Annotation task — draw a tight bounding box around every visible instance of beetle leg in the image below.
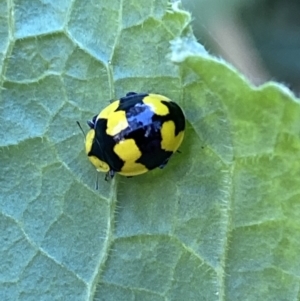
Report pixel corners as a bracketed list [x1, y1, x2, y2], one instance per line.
[95, 172, 99, 190]
[105, 169, 115, 181]
[159, 157, 170, 169]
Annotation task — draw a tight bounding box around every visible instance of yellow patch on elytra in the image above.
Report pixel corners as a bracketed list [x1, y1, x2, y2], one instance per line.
[88, 156, 110, 172]
[143, 94, 170, 116]
[114, 139, 148, 176]
[85, 130, 95, 154]
[161, 120, 184, 152]
[106, 110, 128, 136]
[148, 93, 170, 101]
[86, 130, 110, 172]
[99, 100, 120, 119]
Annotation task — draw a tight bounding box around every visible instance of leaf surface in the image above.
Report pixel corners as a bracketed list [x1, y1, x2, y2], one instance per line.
[1, 1, 300, 300]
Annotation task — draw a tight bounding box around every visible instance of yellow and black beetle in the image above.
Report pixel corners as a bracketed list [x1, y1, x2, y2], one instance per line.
[84, 92, 185, 180]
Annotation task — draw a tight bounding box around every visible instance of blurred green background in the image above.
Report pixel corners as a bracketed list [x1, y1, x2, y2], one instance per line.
[182, 0, 300, 92]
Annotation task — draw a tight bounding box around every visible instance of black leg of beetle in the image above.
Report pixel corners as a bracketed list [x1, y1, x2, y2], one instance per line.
[95, 172, 99, 190]
[109, 170, 115, 179]
[176, 150, 182, 154]
[87, 115, 97, 129]
[105, 170, 115, 181]
[159, 157, 170, 169]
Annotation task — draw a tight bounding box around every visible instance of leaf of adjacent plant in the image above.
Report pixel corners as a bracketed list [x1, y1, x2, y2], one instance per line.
[0, 1, 299, 301]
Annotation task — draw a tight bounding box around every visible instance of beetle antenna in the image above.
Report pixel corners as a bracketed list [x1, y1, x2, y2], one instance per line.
[76, 121, 86, 138]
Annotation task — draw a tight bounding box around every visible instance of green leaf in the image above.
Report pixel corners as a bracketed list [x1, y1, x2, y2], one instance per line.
[1, 1, 300, 300]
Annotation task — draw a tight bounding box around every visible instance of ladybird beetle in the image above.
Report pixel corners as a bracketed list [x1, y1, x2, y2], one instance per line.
[84, 92, 185, 180]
